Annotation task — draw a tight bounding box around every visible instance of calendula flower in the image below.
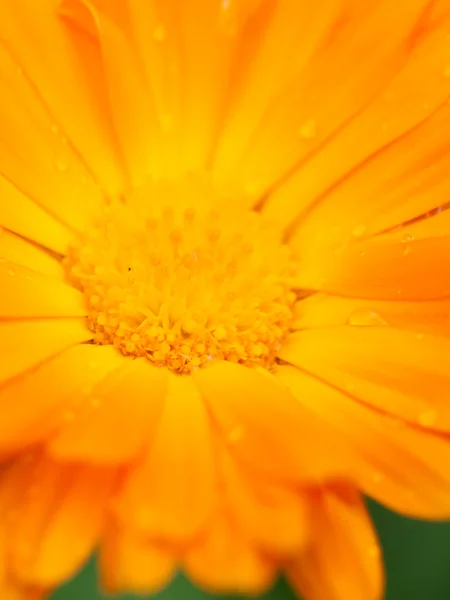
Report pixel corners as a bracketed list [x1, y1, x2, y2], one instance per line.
[1, 0, 450, 599]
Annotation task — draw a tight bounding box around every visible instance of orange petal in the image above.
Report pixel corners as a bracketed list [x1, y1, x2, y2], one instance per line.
[0, 176, 72, 255]
[0, 229, 64, 279]
[0, 261, 86, 318]
[279, 327, 450, 431]
[276, 365, 450, 517]
[0, 344, 123, 457]
[1, 0, 125, 196]
[49, 358, 168, 464]
[295, 233, 450, 300]
[0, 318, 91, 386]
[213, 0, 340, 195]
[194, 360, 354, 483]
[116, 374, 215, 542]
[264, 2, 450, 232]
[184, 511, 275, 595]
[293, 293, 450, 337]
[9, 454, 117, 587]
[61, 0, 161, 184]
[0, 461, 50, 600]
[221, 448, 308, 555]
[288, 486, 383, 600]
[100, 528, 175, 595]
[215, 0, 431, 206]
[164, 0, 245, 172]
[0, 583, 47, 600]
[290, 105, 450, 249]
[0, 36, 104, 233]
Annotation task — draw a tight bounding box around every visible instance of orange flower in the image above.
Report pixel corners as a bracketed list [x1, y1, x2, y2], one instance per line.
[1, 0, 450, 598]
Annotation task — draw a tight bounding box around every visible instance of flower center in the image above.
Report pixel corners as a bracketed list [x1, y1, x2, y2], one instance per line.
[65, 178, 297, 373]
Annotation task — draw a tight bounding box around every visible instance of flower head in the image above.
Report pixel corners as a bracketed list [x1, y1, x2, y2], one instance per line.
[1, 1, 450, 599]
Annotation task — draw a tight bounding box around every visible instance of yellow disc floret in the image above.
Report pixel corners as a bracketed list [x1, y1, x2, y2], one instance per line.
[65, 178, 297, 373]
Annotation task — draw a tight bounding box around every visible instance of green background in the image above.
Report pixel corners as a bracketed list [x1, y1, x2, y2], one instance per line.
[50, 501, 450, 600]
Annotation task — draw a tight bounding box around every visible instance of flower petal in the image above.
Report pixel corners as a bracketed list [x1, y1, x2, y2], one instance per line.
[215, 0, 431, 206]
[279, 327, 450, 431]
[1, 0, 125, 196]
[193, 360, 354, 483]
[221, 448, 309, 555]
[100, 528, 175, 595]
[293, 293, 450, 337]
[276, 365, 450, 517]
[0, 36, 104, 233]
[49, 357, 168, 464]
[6, 454, 117, 587]
[116, 374, 215, 542]
[0, 344, 124, 457]
[263, 2, 450, 231]
[0, 460, 49, 600]
[61, 0, 160, 184]
[0, 261, 86, 318]
[184, 511, 275, 595]
[293, 234, 450, 300]
[0, 229, 65, 279]
[0, 176, 72, 255]
[288, 487, 383, 600]
[0, 319, 91, 386]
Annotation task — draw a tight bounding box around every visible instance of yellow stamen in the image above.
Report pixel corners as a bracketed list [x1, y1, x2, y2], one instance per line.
[65, 179, 297, 373]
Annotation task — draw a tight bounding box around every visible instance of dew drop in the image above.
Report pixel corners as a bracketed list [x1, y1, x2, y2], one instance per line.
[160, 112, 174, 133]
[417, 409, 437, 428]
[228, 425, 244, 444]
[401, 233, 415, 243]
[153, 24, 167, 42]
[372, 471, 384, 484]
[348, 308, 387, 327]
[221, 0, 230, 9]
[50, 123, 59, 134]
[55, 158, 68, 173]
[298, 118, 317, 140]
[352, 224, 366, 237]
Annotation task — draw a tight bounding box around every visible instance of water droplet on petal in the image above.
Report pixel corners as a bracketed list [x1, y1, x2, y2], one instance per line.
[55, 159, 68, 173]
[221, 0, 230, 9]
[348, 308, 388, 327]
[372, 471, 384, 483]
[418, 409, 437, 428]
[401, 234, 415, 242]
[50, 123, 59, 134]
[352, 224, 366, 237]
[228, 425, 244, 444]
[298, 119, 317, 140]
[153, 24, 167, 42]
[368, 543, 380, 558]
[160, 112, 175, 133]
